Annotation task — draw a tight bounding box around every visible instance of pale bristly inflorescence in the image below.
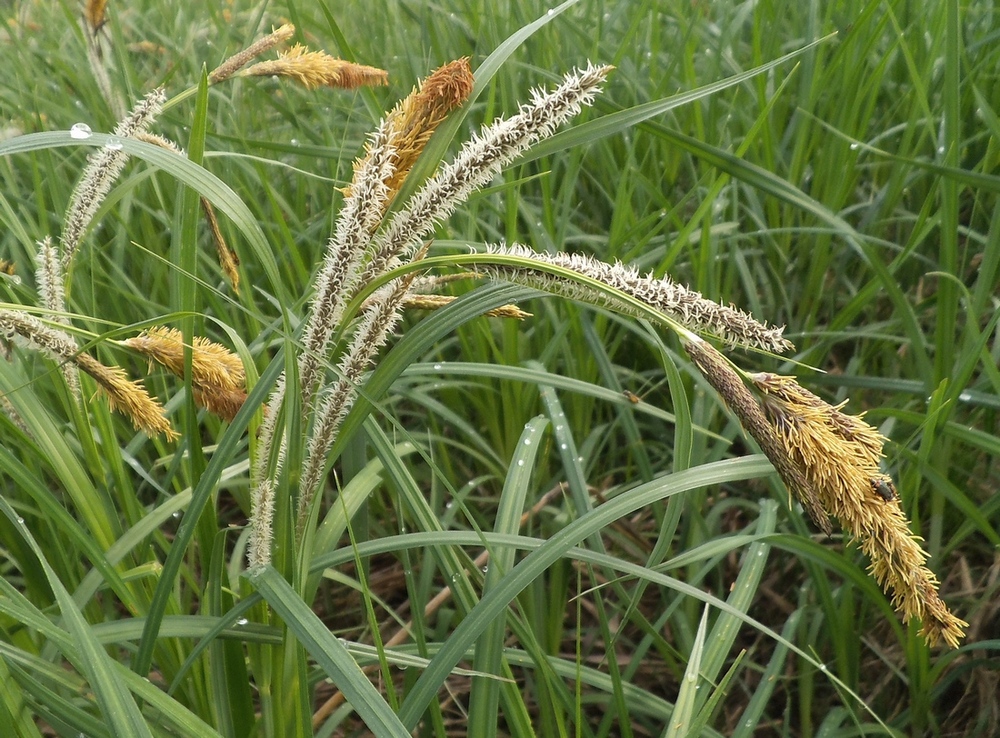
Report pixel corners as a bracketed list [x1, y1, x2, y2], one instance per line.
[482, 243, 793, 354]
[60, 88, 166, 269]
[249, 61, 612, 560]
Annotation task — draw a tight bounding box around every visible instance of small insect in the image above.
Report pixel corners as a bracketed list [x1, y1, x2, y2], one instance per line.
[622, 390, 642, 404]
[871, 477, 899, 502]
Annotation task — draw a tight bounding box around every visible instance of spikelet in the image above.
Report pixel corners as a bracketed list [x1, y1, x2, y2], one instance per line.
[379, 58, 474, 199]
[200, 198, 240, 293]
[208, 24, 295, 84]
[247, 478, 275, 571]
[122, 326, 249, 422]
[359, 63, 613, 286]
[75, 353, 177, 439]
[399, 293, 531, 319]
[750, 372, 967, 648]
[685, 336, 965, 647]
[295, 59, 472, 409]
[242, 44, 388, 90]
[485, 243, 792, 354]
[83, 0, 108, 34]
[123, 326, 245, 390]
[685, 338, 829, 533]
[61, 88, 166, 268]
[0, 309, 175, 438]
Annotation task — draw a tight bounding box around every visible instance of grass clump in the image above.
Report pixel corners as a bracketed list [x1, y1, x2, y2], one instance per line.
[0, 1, 996, 737]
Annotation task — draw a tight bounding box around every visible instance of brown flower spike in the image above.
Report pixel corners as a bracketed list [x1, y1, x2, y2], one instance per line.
[686, 337, 966, 647]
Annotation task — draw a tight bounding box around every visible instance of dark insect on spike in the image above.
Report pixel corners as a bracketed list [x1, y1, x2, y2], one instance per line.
[872, 478, 898, 502]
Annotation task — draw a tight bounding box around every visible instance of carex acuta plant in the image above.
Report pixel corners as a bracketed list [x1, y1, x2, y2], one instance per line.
[242, 50, 964, 648]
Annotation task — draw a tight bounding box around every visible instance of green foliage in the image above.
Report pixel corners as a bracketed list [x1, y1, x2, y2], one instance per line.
[0, 0, 996, 736]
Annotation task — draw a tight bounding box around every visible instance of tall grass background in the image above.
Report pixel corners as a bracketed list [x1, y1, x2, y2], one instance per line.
[0, 0, 997, 736]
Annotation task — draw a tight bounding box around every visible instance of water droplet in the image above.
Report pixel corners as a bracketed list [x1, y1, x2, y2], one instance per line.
[290, 138, 299, 146]
[16, 516, 24, 524]
[560, 443, 568, 450]
[849, 142, 859, 150]
[451, 573, 460, 582]
[958, 391, 972, 402]
[236, 617, 249, 626]
[524, 438, 531, 445]
[172, 511, 181, 519]
[445, 500, 454, 509]
[482, 565, 489, 573]
[69, 123, 92, 139]
[433, 363, 442, 370]
[517, 459, 525, 467]
[937, 145, 945, 155]
[547, 7, 555, 15]
[819, 663, 828, 671]
[104, 137, 123, 151]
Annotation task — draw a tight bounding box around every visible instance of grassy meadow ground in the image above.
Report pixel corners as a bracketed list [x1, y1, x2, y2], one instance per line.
[0, 0, 998, 736]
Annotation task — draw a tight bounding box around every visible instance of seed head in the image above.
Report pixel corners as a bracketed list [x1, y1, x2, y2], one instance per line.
[242, 45, 388, 90]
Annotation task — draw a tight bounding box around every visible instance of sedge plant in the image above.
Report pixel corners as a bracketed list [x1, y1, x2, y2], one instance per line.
[0, 2, 993, 736]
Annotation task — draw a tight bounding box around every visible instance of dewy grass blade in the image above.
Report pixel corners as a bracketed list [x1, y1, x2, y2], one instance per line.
[467, 416, 548, 737]
[663, 604, 710, 738]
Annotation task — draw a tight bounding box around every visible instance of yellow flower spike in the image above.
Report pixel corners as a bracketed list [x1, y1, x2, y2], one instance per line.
[750, 372, 967, 648]
[123, 327, 245, 392]
[200, 198, 240, 294]
[192, 385, 250, 423]
[74, 353, 177, 440]
[382, 58, 474, 197]
[242, 45, 388, 90]
[400, 293, 531, 320]
[84, 0, 108, 34]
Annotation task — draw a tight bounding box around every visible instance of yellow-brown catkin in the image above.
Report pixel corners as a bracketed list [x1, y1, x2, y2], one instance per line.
[400, 293, 531, 320]
[382, 58, 474, 197]
[200, 198, 240, 293]
[242, 45, 388, 90]
[750, 372, 966, 647]
[124, 326, 244, 390]
[685, 339, 831, 535]
[84, 0, 108, 34]
[342, 58, 474, 208]
[192, 386, 250, 423]
[74, 353, 177, 440]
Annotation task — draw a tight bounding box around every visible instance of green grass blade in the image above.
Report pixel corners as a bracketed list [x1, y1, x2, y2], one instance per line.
[467, 415, 548, 737]
[247, 566, 411, 738]
[397, 456, 773, 728]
